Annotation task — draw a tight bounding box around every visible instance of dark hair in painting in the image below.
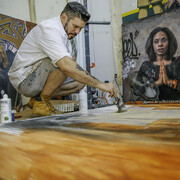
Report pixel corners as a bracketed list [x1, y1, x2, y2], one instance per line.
[145, 27, 178, 62]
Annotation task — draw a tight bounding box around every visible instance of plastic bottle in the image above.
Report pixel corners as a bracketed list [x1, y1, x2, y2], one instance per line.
[104, 80, 112, 104]
[79, 88, 88, 113]
[0, 94, 12, 123]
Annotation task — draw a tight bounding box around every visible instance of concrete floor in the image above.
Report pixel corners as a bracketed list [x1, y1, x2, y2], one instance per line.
[0, 104, 180, 180]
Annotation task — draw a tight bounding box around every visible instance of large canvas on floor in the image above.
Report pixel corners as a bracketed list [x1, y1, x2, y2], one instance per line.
[122, 8, 180, 103]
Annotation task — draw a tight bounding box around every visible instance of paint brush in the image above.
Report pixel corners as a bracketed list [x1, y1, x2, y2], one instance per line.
[113, 74, 127, 113]
[116, 93, 127, 113]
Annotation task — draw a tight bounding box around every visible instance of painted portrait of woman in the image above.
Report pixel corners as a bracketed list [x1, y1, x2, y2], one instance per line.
[137, 27, 180, 101]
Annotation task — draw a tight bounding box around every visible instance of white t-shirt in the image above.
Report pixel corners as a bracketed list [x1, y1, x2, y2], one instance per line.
[8, 16, 72, 90]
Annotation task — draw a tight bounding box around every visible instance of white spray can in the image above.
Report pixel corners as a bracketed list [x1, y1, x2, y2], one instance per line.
[0, 94, 12, 123]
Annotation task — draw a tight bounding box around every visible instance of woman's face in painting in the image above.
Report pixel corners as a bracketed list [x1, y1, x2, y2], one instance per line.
[153, 31, 169, 57]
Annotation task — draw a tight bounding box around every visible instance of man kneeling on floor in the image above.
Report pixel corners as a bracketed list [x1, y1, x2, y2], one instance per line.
[8, 2, 117, 116]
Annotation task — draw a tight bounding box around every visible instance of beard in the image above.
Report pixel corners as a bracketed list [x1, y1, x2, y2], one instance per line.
[64, 21, 77, 40]
[67, 33, 77, 40]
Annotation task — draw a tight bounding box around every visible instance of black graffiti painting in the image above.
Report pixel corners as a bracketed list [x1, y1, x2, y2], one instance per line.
[122, 32, 140, 61]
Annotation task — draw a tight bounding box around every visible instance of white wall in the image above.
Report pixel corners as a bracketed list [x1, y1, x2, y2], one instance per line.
[87, 0, 116, 83]
[35, 0, 67, 23]
[0, 0, 67, 23]
[0, 0, 30, 20]
[121, 0, 137, 14]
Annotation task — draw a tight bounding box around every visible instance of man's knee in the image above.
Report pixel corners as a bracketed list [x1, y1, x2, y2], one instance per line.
[76, 82, 85, 91]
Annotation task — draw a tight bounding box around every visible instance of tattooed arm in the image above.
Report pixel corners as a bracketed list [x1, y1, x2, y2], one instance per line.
[56, 56, 117, 97]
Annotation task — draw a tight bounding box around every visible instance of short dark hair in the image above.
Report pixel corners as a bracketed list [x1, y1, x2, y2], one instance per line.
[145, 27, 178, 62]
[61, 2, 91, 22]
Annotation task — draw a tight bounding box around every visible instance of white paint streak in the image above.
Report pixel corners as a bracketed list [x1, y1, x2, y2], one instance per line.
[0, 127, 23, 135]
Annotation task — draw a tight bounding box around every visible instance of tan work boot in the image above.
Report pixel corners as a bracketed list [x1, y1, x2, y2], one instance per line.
[32, 100, 53, 116]
[40, 95, 57, 112]
[32, 95, 62, 116]
[26, 97, 35, 109]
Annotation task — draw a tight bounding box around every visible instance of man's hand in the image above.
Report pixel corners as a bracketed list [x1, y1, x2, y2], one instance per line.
[97, 82, 117, 98]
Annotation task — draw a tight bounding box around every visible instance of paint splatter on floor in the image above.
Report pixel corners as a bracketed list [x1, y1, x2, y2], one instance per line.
[0, 105, 180, 180]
